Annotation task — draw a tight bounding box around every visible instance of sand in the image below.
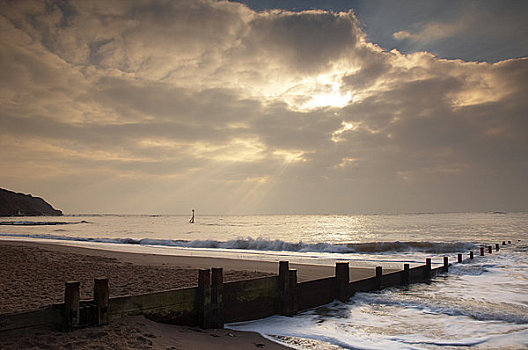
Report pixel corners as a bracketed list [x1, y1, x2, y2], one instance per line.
[0, 242, 273, 313]
[0, 315, 288, 350]
[0, 240, 380, 349]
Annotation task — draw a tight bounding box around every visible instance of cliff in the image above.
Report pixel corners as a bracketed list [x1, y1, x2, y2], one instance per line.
[0, 188, 63, 216]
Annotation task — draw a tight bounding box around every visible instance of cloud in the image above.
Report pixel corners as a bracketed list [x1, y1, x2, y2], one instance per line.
[393, 20, 467, 43]
[240, 10, 359, 73]
[0, 0, 527, 214]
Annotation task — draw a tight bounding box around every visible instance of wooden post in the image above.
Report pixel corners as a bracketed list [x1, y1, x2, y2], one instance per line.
[502, 241, 506, 245]
[94, 277, 109, 326]
[443, 257, 449, 271]
[480, 247, 485, 256]
[495, 244, 500, 251]
[470, 251, 474, 260]
[375, 266, 383, 289]
[64, 281, 80, 331]
[211, 268, 224, 329]
[508, 241, 511, 244]
[488, 246, 492, 254]
[335, 262, 350, 301]
[198, 269, 211, 328]
[279, 261, 289, 287]
[402, 264, 410, 285]
[424, 258, 431, 279]
[279, 261, 289, 315]
[285, 269, 298, 316]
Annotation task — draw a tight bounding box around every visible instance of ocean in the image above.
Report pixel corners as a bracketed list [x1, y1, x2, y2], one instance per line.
[1, 212, 527, 349]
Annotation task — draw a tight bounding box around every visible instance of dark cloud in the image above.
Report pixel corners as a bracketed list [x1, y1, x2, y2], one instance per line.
[235, 0, 528, 62]
[242, 10, 359, 73]
[251, 106, 340, 151]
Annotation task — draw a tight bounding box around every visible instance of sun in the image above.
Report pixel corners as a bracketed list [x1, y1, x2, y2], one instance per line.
[305, 90, 352, 109]
[281, 72, 353, 111]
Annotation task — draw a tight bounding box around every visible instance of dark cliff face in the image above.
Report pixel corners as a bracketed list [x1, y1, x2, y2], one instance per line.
[0, 188, 63, 216]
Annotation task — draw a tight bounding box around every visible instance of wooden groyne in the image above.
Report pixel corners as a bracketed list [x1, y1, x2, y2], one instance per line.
[0, 241, 513, 333]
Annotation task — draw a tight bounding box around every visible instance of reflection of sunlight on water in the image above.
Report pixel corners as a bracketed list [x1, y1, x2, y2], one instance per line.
[2, 213, 526, 246]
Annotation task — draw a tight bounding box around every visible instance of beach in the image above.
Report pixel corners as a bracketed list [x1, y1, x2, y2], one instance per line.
[0, 241, 289, 349]
[0, 240, 377, 349]
[1, 213, 526, 349]
[0, 313, 293, 350]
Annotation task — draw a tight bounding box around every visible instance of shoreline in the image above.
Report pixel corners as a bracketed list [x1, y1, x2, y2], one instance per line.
[0, 239, 380, 282]
[0, 239, 377, 349]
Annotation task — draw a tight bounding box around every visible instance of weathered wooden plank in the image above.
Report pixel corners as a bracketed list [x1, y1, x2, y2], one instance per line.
[381, 271, 403, 288]
[223, 276, 280, 322]
[350, 276, 377, 292]
[0, 306, 62, 332]
[298, 277, 336, 310]
[109, 287, 198, 320]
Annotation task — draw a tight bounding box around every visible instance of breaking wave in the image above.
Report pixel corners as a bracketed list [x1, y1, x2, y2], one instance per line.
[0, 233, 476, 254]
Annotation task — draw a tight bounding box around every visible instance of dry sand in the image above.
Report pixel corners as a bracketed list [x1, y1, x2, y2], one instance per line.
[0, 241, 273, 313]
[0, 240, 381, 349]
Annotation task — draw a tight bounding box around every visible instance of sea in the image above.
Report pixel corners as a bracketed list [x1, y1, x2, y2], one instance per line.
[1, 212, 527, 349]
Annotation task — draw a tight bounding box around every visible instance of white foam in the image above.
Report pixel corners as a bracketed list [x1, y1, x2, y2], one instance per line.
[0, 232, 476, 255]
[228, 248, 528, 349]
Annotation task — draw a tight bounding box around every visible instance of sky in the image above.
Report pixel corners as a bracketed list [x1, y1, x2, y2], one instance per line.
[1, 0, 527, 215]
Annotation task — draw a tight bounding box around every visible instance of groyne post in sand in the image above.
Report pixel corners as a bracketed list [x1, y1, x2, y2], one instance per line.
[375, 266, 383, 290]
[210, 268, 224, 329]
[336, 262, 350, 301]
[64, 281, 80, 331]
[279, 261, 289, 286]
[94, 277, 109, 326]
[424, 258, 431, 279]
[402, 264, 410, 285]
[443, 257, 449, 271]
[496, 244, 500, 251]
[488, 246, 493, 254]
[285, 269, 299, 316]
[458, 254, 463, 263]
[480, 247, 485, 256]
[197, 268, 225, 328]
[198, 269, 211, 328]
[470, 251, 474, 259]
[279, 261, 299, 316]
[279, 261, 289, 315]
